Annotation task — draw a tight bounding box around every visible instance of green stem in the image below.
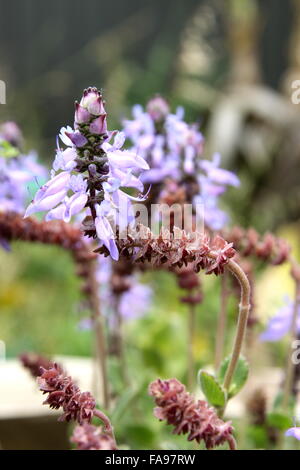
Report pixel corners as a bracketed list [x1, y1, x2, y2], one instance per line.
[88, 260, 110, 410]
[115, 297, 129, 386]
[187, 303, 196, 390]
[214, 271, 229, 372]
[222, 259, 251, 392]
[282, 280, 300, 411]
[93, 408, 116, 446]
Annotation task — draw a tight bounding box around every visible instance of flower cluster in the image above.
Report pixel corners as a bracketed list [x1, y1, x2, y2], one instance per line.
[123, 97, 239, 230]
[27, 357, 117, 449]
[20, 352, 56, 378]
[71, 423, 117, 450]
[0, 121, 47, 214]
[37, 364, 96, 424]
[224, 226, 290, 265]
[260, 296, 300, 342]
[0, 211, 94, 267]
[175, 265, 203, 305]
[96, 256, 152, 321]
[149, 378, 235, 450]
[96, 224, 236, 275]
[118, 281, 152, 319]
[25, 87, 149, 260]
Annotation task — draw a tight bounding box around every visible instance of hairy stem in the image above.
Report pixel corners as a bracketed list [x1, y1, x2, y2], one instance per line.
[223, 259, 251, 392]
[214, 271, 229, 372]
[88, 260, 110, 409]
[93, 408, 116, 446]
[115, 298, 129, 386]
[227, 435, 237, 450]
[282, 280, 300, 410]
[187, 303, 196, 389]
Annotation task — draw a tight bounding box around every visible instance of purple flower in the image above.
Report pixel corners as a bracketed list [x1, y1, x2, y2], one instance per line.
[122, 97, 239, 230]
[0, 124, 47, 214]
[260, 296, 300, 342]
[200, 153, 240, 188]
[285, 427, 300, 440]
[95, 202, 119, 261]
[146, 96, 170, 121]
[119, 282, 152, 319]
[59, 126, 75, 146]
[0, 237, 11, 251]
[102, 132, 149, 171]
[77, 317, 94, 331]
[25, 172, 71, 217]
[96, 256, 153, 321]
[24, 88, 148, 260]
[96, 256, 112, 285]
[0, 121, 23, 148]
[194, 193, 228, 231]
[46, 192, 88, 222]
[65, 130, 88, 148]
[123, 104, 155, 145]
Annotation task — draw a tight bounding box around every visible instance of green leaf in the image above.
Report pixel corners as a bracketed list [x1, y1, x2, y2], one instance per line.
[0, 140, 19, 159]
[198, 370, 226, 407]
[273, 392, 296, 413]
[218, 355, 249, 398]
[126, 424, 156, 448]
[247, 425, 269, 449]
[267, 412, 291, 431]
[111, 384, 143, 424]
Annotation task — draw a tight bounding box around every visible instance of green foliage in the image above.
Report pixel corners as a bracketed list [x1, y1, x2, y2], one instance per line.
[0, 242, 90, 357]
[218, 355, 249, 398]
[247, 425, 270, 449]
[0, 239, 288, 450]
[125, 424, 157, 448]
[198, 370, 226, 408]
[267, 412, 291, 431]
[273, 391, 296, 413]
[0, 140, 19, 158]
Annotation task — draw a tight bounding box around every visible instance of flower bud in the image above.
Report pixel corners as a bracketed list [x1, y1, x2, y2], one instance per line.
[146, 96, 170, 121]
[65, 130, 88, 148]
[0, 121, 24, 149]
[89, 114, 107, 135]
[88, 163, 97, 176]
[80, 87, 106, 116]
[74, 102, 91, 125]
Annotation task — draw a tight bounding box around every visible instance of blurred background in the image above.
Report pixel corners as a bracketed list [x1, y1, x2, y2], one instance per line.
[1, 0, 300, 449]
[2, 0, 300, 228]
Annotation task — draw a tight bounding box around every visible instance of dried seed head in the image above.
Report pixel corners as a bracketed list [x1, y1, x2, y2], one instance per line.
[149, 378, 235, 450]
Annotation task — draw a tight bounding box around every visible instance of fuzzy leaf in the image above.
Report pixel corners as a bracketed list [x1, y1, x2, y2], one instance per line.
[218, 355, 249, 398]
[267, 412, 291, 431]
[198, 370, 226, 407]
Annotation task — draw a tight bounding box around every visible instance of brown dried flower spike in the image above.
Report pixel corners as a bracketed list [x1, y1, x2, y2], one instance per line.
[37, 364, 95, 424]
[35, 363, 116, 449]
[20, 352, 58, 378]
[96, 225, 236, 275]
[71, 423, 117, 450]
[149, 378, 236, 450]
